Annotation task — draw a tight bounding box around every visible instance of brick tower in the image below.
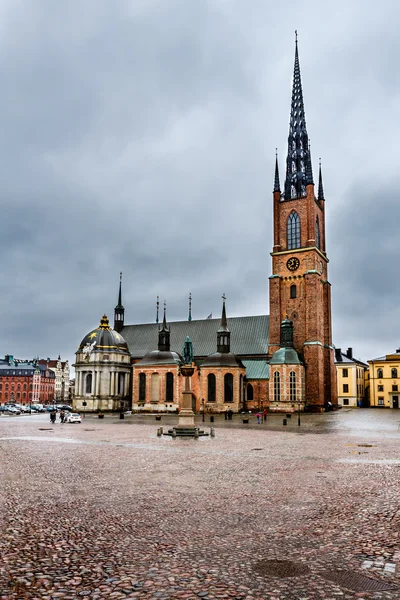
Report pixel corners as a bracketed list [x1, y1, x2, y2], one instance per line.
[268, 34, 337, 410]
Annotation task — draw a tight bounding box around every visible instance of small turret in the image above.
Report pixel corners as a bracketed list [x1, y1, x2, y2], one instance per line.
[158, 301, 170, 352]
[217, 295, 230, 353]
[114, 272, 125, 333]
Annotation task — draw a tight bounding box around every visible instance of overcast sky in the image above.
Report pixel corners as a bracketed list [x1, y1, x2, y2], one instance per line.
[1, 0, 399, 369]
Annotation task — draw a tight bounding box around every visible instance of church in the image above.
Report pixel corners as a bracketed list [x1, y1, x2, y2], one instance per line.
[73, 37, 337, 415]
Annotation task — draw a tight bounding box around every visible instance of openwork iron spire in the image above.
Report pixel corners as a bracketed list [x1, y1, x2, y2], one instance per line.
[188, 293, 192, 322]
[305, 142, 314, 185]
[318, 159, 325, 201]
[274, 150, 281, 193]
[284, 32, 311, 200]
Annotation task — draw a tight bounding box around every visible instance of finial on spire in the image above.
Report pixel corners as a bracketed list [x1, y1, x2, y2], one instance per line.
[295, 30, 298, 43]
[318, 158, 325, 201]
[218, 294, 229, 332]
[274, 149, 281, 193]
[188, 293, 192, 321]
[156, 296, 159, 324]
[284, 33, 310, 200]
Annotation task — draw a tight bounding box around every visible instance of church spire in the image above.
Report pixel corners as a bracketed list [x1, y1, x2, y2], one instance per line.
[188, 293, 192, 322]
[158, 301, 170, 351]
[114, 272, 125, 332]
[318, 158, 325, 201]
[217, 294, 230, 353]
[274, 149, 281, 193]
[284, 32, 310, 200]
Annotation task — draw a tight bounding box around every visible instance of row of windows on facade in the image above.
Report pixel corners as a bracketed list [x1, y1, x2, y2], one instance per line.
[376, 368, 398, 379]
[287, 211, 320, 250]
[0, 392, 48, 400]
[273, 371, 297, 403]
[376, 384, 398, 392]
[342, 384, 366, 394]
[137, 373, 243, 404]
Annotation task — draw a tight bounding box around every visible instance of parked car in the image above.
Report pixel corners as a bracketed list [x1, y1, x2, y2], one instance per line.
[31, 405, 45, 412]
[6, 406, 21, 414]
[67, 413, 81, 424]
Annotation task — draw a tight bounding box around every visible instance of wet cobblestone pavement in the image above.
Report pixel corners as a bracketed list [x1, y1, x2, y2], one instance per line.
[1, 409, 400, 599]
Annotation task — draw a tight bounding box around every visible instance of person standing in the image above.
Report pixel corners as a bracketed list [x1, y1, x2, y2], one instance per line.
[256, 412, 261, 424]
[263, 408, 267, 422]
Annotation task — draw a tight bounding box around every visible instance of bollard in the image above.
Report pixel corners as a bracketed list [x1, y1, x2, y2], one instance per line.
[159, 426, 163, 435]
[210, 427, 215, 438]
[210, 416, 214, 423]
[283, 418, 287, 426]
[194, 428, 199, 439]
[157, 427, 162, 437]
[172, 428, 177, 438]
[120, 412, 125, 420]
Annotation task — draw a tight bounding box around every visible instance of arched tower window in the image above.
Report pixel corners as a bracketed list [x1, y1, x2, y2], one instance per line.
[289, 371, 296, 403]
[287, 211, 301, 249]
[316, 216, 320, 249]
[224, 373, 233, 403]
[290, 284, 296, 299]
[392, 368, 397, 379]
[207, 373, 216, 402]
[139, 373, 146, 402]
[166, 372, 174, 402]
[274, 371, 281, 402]
[377, 368, 383, 379]
[247, 383, 254, 401]
[85, 373, 92, 394]
[151, 373, 159, 402]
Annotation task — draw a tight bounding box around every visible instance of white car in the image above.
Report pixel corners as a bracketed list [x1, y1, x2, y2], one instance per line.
[67, 413, 82, 424]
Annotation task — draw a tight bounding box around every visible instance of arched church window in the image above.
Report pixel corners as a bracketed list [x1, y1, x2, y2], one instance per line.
[377, 368, 383, 379]
[207, 373, 216, 402]
[287, 211, 301, 249]
[316, 216, 320, 249]
[139, 373, 146, 402]
[224, 373, 233, 403]
[166, 372, 174, 402]
[247, 383, 254, 401]
[274, 372, 280, 402]
[289, 371, 296, 403]
[392, 368, 397, 379]
[85, 373, 92, 394]
[151, 373, 159, 402]
[290, 284, 296, 299]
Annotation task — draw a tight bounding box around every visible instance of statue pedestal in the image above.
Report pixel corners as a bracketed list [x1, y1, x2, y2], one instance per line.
[176, 390, 196, 429]
[163, 366, 209, 438]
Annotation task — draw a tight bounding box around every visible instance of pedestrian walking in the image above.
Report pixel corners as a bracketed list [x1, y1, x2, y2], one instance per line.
[60, 410, 65, 423]
[50, 410, 56, 424]
[263, 408, 267, 422]
[256, 412, 261, 424]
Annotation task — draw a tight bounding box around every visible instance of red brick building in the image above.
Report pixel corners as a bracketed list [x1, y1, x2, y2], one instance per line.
[0, 356, 56, 405]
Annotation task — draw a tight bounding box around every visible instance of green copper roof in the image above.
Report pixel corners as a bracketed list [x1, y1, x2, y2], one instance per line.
[270, 347, 301, 365]
[242, 360, 270, 380]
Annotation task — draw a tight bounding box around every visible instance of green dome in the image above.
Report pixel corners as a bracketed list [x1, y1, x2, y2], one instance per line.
[270, 347, 301, 365]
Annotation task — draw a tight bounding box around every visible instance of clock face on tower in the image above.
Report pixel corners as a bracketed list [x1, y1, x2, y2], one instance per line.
[286, 256, 300, 272]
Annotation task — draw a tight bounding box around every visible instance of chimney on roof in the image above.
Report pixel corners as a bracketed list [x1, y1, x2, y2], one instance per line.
[346, 348, 353, 360]
[335, 348, 342, 362]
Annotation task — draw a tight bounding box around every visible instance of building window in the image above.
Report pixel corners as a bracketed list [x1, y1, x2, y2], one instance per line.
[377, 368, 383, 379]
[207, 374, 216, 402]
[290, 284, 296, 299]
[378, 385, 384, 392]
[224, 373, 234, 403]
[392, 368, 398, 379]
[343, 384, 349, 393]
[139, 373, 146, 402]
[378, 397, 384, 406]
[247, 383, 254, 401]
[118, 373, 125, 395]
[85, 373, 92, 394]
[289, 371, 296, 403]
[343, 398, 349, 406]
[315, 216, 320, 249]
[392, 385, 398, 392]
[287, 211, 301, 250]
[274, 372, 281, 402]
[342, 369, 348, 378]
[151, 373, 159, 402]
[166, 372, 174, 403]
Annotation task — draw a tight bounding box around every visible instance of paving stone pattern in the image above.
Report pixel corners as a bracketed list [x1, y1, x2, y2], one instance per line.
[0, 410, 400, 599]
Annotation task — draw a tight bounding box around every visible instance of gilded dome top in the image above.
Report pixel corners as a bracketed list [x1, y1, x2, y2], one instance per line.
[78, 315, 129, 354]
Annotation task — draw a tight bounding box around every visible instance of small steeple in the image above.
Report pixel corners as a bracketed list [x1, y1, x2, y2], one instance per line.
[318, 158, 325, 201]
[156, 295, 160, 324]
[284, 32, 310, 200]
[158, 301, 170, 352]
[217, 294, 230, 353]
[274, 149, 281, 193]
[305, 141, 314, 186]
[114, 272, 125, 332]
[188, 293, 192, 322]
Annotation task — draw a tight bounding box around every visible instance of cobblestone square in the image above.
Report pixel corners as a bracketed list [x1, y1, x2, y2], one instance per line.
[1, 409, 400, 599]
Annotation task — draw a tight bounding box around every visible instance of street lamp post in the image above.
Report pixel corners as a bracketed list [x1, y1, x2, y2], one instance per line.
[201, 398, 205, 422]
[298, 397, 301, 427]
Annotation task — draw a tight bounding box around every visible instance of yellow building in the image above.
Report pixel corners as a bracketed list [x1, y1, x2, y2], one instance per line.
[335, 348, 368, 407]
[368, 349, 400, 409]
